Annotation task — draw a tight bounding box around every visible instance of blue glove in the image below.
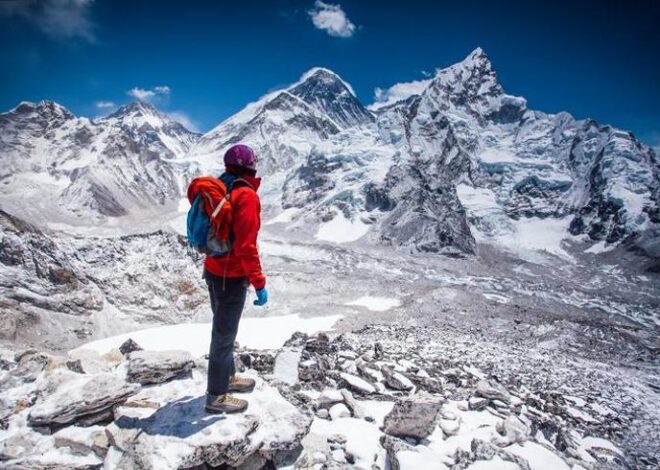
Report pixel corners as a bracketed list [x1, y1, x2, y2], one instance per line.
[254, 288, 268, 306]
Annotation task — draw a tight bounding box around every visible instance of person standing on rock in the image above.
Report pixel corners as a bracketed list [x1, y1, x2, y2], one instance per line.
[202, 144, 268, 414]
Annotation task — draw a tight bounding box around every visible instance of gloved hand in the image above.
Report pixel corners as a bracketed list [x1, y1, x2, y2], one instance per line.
[254, 288, 268, 306]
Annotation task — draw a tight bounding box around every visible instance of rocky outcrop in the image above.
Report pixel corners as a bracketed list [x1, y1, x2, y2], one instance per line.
[105, 377, 312, 469]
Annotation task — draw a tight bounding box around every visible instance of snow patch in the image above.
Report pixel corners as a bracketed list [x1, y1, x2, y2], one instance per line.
[315, 212, 369, 243]
[78, 314, 342, 354]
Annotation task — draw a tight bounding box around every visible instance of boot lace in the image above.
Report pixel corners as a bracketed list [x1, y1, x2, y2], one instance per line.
[223, 394, 244, 406]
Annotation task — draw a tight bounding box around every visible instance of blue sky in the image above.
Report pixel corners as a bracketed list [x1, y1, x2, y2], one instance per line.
[1, 0, 658, 147]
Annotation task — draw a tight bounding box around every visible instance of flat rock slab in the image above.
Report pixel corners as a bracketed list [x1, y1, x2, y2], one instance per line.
[28, 372, 140, 428]
[106, 374, 312, 469]
[127, 350, 194, 385]
[382, 394, 443, 440]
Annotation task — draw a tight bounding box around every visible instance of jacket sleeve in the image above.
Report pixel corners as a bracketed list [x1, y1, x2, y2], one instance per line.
[232, 189, 266, 290]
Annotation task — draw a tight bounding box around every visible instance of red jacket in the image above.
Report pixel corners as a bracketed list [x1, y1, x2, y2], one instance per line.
[204, 175, 266, 290]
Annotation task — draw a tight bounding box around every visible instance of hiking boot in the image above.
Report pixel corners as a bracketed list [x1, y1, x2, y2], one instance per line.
[205, 394, 248, 414]
[228, 374, 256, 393]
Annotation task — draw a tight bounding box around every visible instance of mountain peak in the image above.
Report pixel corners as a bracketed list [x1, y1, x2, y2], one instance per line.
[436, 47, 495, 81]
[288, 67, 373, 128]
[106, 101, 160, 119]
[8, 100, 74, 120]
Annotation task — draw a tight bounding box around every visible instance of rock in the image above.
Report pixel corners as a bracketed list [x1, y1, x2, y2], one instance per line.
[339, 372, 376, 395]
[316, 408, 329, 419]
[106, 377, 312, 469]
[315, 389, 344, 409]
[355, 357, 381, 383]
[119, 338, 144, 355]
[329, 403, 351, 420]
[126, 350, 194, 385]
[468, 396, 489, 411]
[28, 372, 140, 429]
[476, 380, 510, 403]
[380, 434, 414, 470]
[470, 438, 497, 460]
[298, 358, 323, 382]
[383, 367, 414, 391]
[53, 425, 109, 457]
[339, 389, 366, 419]
[382, 393, 443, 440]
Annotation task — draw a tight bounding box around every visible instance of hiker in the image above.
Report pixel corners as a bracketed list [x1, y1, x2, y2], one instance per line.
[188, 144, 268, 414]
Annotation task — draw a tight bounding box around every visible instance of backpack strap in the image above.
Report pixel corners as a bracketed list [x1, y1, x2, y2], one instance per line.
[208, 175, 254, 220]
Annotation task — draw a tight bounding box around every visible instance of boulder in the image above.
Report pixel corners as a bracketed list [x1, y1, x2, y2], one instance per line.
[119, 338, 143, 355]
[315, 389, 344, 410]
[382, 393, 443, 440]
[28, 373, 140, 429]
[339, 389, 366, 419]
[126, 350, 194, 385]
[383, 367, 414, 391]
[339, 372, 376, 395]
[468, 396, 489, 411]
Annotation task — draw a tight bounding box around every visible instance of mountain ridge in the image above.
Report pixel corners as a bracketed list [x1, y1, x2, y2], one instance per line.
[1, 48, 658, 256]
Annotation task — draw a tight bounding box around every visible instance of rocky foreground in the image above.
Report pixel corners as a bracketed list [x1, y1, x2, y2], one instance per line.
[0, 325, 656, 470]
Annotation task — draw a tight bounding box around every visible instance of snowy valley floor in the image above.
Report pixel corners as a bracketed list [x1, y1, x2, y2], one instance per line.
[1, 225, 659, 468]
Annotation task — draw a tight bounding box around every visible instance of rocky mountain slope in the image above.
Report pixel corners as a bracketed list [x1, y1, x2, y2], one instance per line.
[1, 50, 657, 256]
[1, 324, 656, 469]
[0, 209, 207, 352]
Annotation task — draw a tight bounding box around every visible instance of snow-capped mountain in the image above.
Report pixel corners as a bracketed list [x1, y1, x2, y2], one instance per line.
[271, 49, 660, 257]
[0, 100, 200, 228]
[0, 49, 658, 256]
[187, 67, 373, 177]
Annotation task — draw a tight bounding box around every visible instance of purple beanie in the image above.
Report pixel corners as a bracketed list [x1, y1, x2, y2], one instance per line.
[224, 144, 257, 170]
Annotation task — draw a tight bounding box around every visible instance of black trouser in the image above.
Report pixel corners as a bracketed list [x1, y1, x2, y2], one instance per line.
[204, 270, 248, 397]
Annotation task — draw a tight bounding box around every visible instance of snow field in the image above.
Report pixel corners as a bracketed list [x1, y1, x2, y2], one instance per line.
[78, 313, 342, 354]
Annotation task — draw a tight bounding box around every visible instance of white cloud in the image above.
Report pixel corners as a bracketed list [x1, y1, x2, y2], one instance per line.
[127, 85, 170, 102]
[0, 0, 96, 42]
[369, 78, 433, 110]
[308, 1, 356, 38]
[166, 111, 199, 132]
[95, 101, 115, 109]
